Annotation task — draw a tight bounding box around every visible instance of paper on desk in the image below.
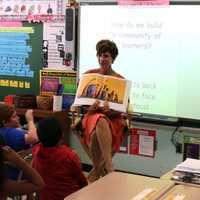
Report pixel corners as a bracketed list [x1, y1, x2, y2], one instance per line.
[131, 188, 154, 200]
[175, 158, 200, 174]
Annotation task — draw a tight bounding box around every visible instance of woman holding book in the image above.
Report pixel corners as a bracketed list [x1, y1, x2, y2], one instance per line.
[72, 39, 129, 182]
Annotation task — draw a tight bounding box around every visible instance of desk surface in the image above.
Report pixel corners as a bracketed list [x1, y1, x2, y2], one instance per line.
[160, 170, 174, 181]
[160, 185, 200, 200]
[64, 172, 174, 200]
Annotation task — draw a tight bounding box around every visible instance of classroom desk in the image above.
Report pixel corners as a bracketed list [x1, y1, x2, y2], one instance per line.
[64, 172, 174, 200]
[16, 108, 71, 144]
[159, 185, 200, 200]
[160, 170, 174, 181]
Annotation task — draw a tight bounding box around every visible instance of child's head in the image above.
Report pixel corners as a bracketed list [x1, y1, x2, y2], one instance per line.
[36, 117, 63, 147]
[0, 103, 20, 128]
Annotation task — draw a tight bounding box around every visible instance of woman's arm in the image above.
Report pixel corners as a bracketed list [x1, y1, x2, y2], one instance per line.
[2, 146, 45, 195]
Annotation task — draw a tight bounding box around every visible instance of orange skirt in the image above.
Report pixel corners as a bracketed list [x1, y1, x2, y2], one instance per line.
[82, 113, 125, 151]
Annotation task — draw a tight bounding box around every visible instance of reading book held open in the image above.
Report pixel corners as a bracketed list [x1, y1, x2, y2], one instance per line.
[73, 73, 132, 112]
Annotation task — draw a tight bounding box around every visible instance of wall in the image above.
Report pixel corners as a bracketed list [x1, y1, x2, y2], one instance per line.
[70, 122, 186, 177]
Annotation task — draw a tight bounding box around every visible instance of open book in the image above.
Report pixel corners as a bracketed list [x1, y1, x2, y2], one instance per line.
[73, 73, 132, 112]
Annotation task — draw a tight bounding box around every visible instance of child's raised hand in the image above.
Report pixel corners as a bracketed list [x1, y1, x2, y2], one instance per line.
[25, 109, 34, 122]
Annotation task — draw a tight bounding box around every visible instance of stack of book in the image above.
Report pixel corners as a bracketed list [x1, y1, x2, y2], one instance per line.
[172, 158, 200, 185]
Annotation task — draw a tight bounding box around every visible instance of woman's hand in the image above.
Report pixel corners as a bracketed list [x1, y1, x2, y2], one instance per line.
[88, 100, 101, 114]
[102, 100, 110, 114]
[88, 100, 112, 115]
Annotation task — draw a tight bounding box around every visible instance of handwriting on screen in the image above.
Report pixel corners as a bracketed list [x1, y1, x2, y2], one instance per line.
[79, 5, 200, 120]
[112, 21, 162, 50]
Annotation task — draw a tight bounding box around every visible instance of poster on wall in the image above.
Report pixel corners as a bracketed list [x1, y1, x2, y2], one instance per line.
[0, 26, 34, 78]
[117, 0, 169, 5]
[0, 22, 43, 100]
[43, 21, 73, 70]
[130, 128, 156, 157]
[40, 70, 77, 108]
[183, 135, 200, 161]
[0, 0, 65, 17]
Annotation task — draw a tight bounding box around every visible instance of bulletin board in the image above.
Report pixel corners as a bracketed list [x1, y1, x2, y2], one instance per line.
[40, 69, 77, 109]
[0, 22, 43, 100]
[183, 135, 200, 161]
[40, 69, 77, 96]
[130, 128, 156, 157]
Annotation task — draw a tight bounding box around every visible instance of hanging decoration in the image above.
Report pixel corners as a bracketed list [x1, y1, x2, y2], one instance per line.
[0, 0, 65, 22]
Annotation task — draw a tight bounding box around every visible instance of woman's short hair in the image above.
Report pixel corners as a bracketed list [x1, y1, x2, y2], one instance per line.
[96, 39, 118, 62]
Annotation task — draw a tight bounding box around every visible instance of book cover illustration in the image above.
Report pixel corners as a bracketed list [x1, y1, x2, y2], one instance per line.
[73, 73, 132, 112]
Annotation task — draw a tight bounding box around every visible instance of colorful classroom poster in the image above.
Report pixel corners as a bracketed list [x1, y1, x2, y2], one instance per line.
[40, 70, 76, 95]
[0, 0, 64, 16]
[0, 22, 43, 101]
[130, 128, 156, 157]
[40, 70, 76, 108]
[43, 21, 70, 70]
[0, 26, 34, 78]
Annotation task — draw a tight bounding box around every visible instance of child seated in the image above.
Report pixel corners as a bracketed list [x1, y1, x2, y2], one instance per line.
[0, 103, 38, 180]
[0, 135, 44, 198]
[0, 103, 37, 150]
[32, 117, 88, 200]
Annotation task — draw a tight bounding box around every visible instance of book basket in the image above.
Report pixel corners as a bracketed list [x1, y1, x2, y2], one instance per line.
[36, 95, 53, 110]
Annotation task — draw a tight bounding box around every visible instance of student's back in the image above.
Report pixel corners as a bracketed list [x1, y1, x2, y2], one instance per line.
[32, 117, 88, 200]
